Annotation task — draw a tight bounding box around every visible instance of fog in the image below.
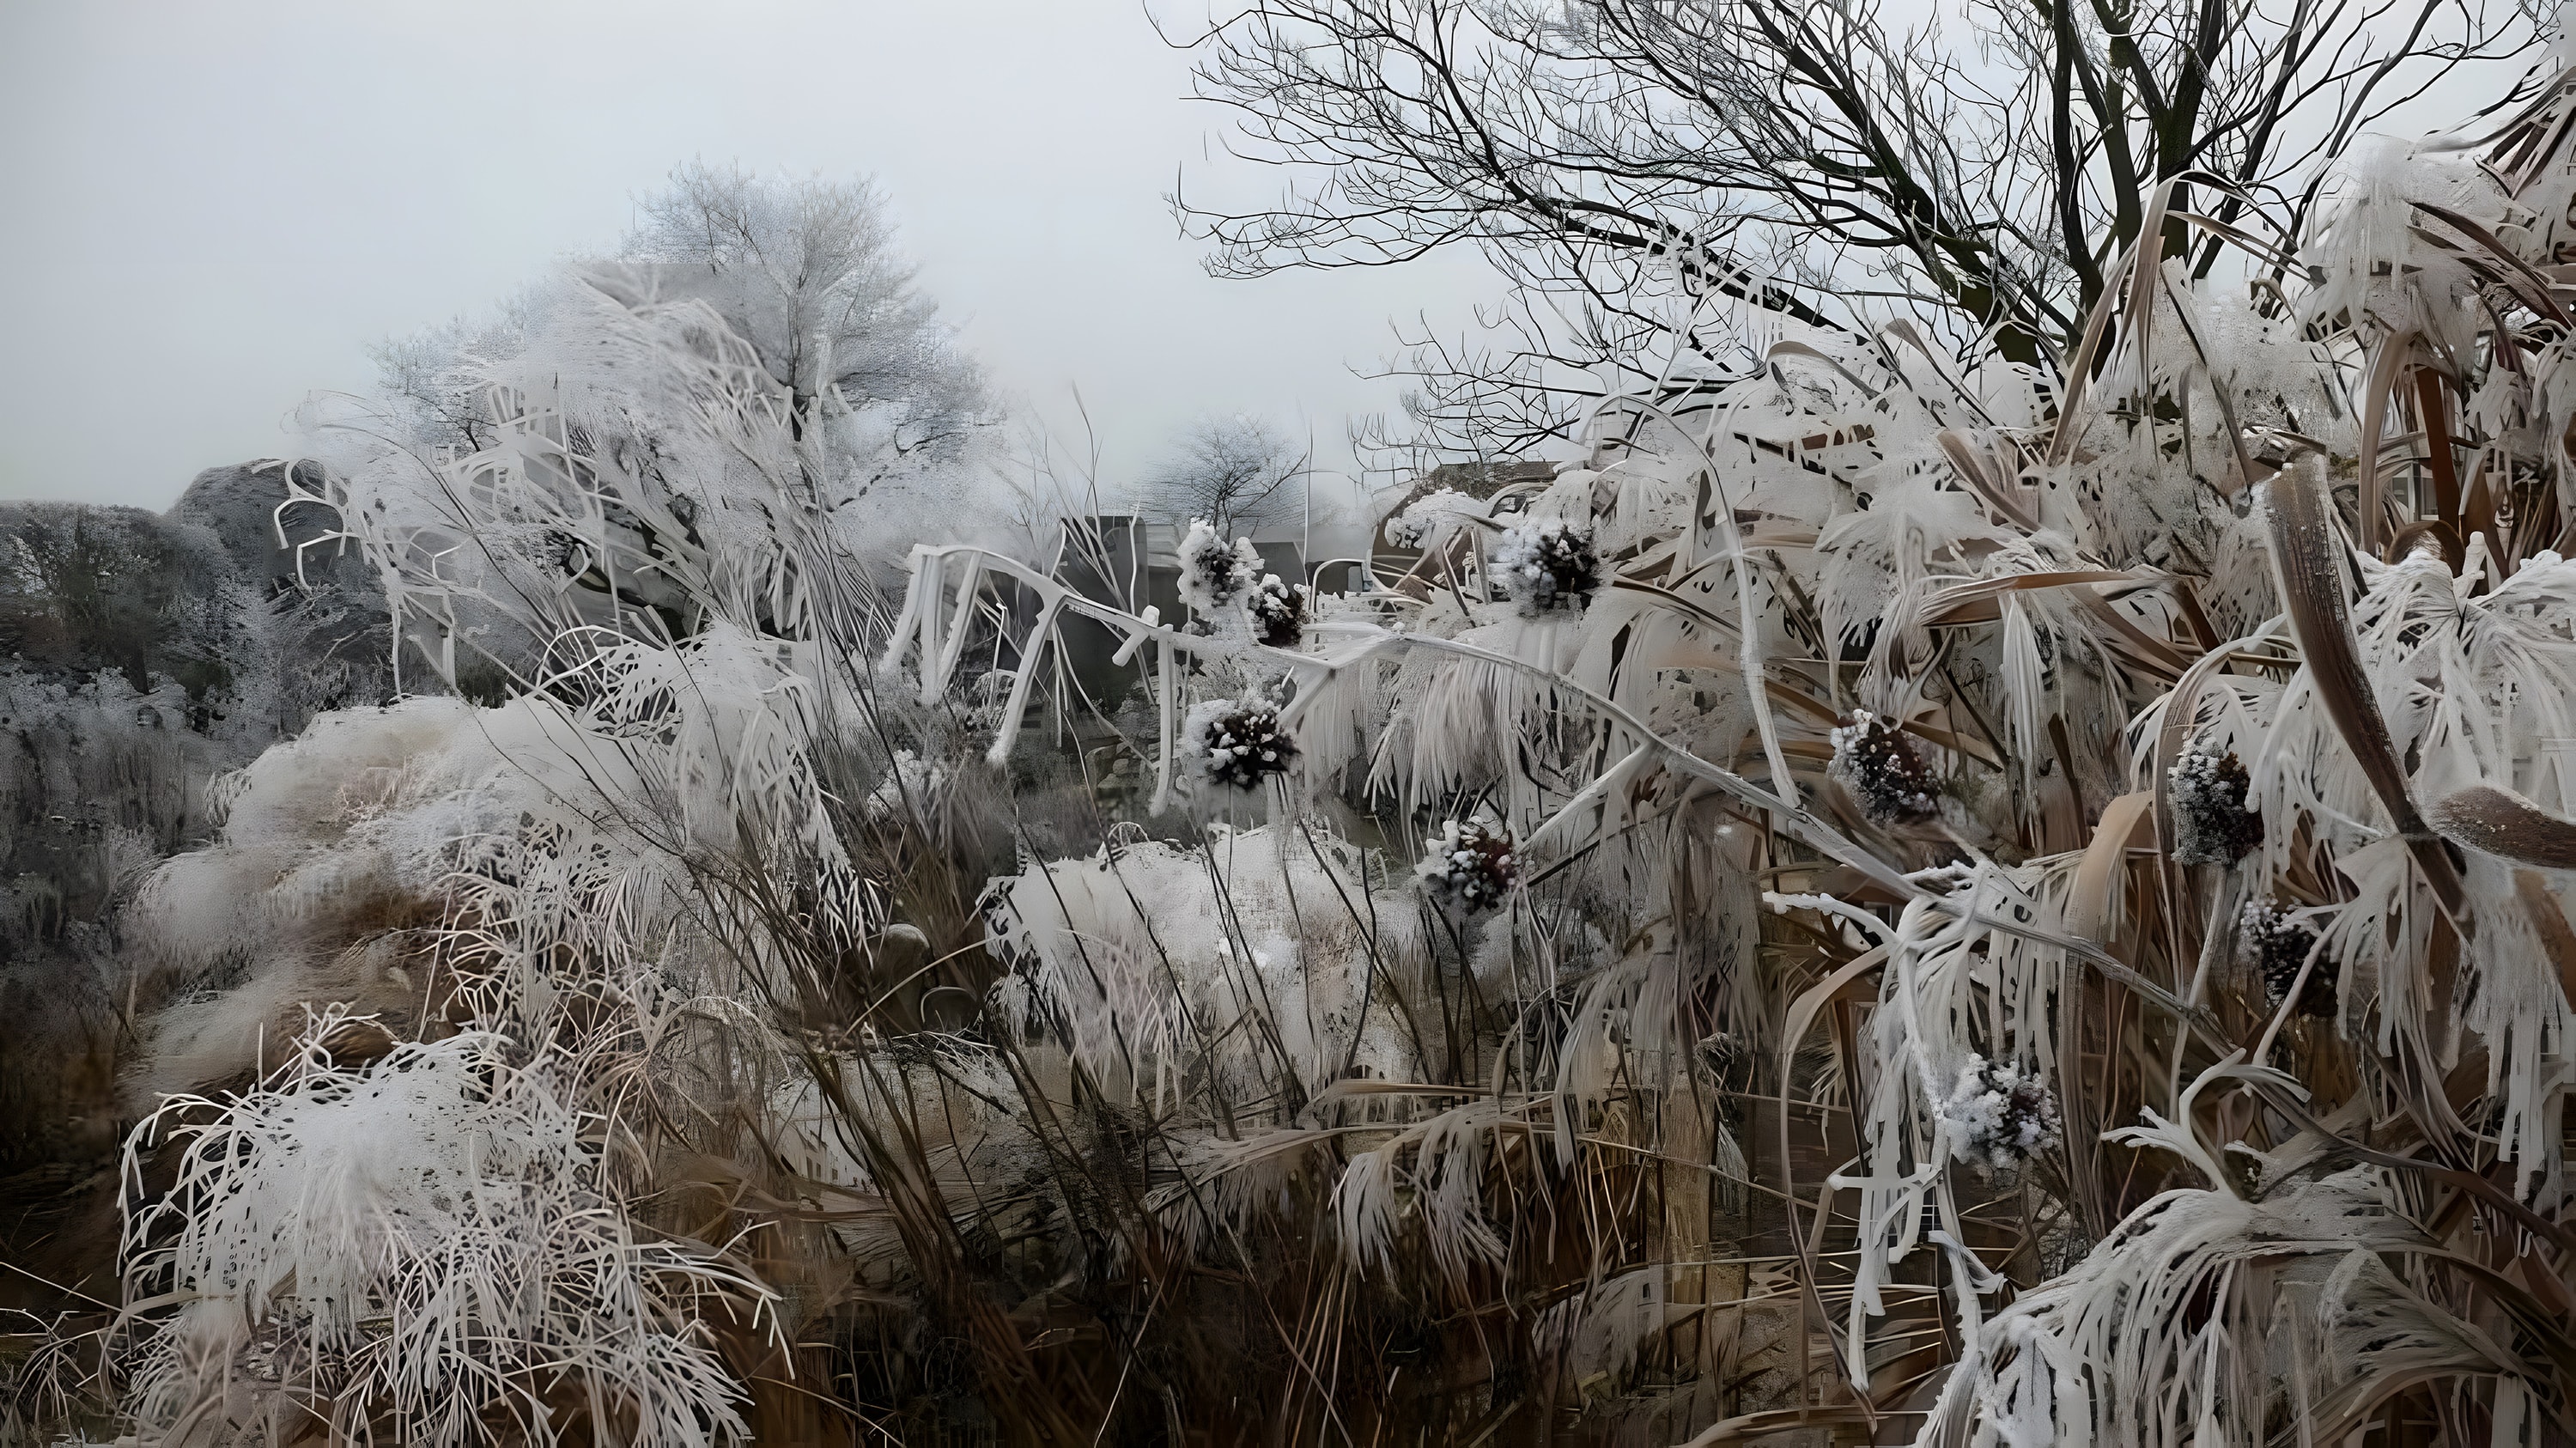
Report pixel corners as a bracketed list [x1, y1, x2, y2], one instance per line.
[0, 0, 1494, 511]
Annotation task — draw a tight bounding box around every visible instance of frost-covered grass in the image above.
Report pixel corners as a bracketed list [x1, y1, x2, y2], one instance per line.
[119, 1017, 773, 1448]
[20, 45, 2576, 1448]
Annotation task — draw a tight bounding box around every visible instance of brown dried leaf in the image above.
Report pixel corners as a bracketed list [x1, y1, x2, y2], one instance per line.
[2264, 460, 2472, 931]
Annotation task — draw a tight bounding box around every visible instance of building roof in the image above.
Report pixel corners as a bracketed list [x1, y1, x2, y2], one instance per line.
[1380, 459, 1560, 522]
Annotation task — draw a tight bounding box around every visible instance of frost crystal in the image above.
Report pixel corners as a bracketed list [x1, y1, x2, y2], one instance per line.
[2169, 744, 2261, 865]
[1249, 573, 1307, 648]
[1176, 519, 1263, 617]
[1938, 1056, 2063, 1172]
[1492, 519, 1599, 614]
[1184, 697, 1298, 789]
[1828, 711, 1939, 823]
[1417, 817, 1517, 910]
[2242, 898, 2332, 1017]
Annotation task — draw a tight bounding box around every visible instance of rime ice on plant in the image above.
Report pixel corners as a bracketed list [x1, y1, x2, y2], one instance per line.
[1176, 519, 1262, 617]
[1491, 519, 1599, 613]
[1828, 710, 1939, 823]
[2168, 743, 2262, 865]
[861, 749, 949, 821]
[1938, 1056, 2064, 1172]
[962, 668, 1014, 733]
[1183, 697, 1297, 789]
[1249, 573, 1307, 647]
[114, 1021, 769, 1448]
[1417, 817, 1517, 911]
[2242, 898, 2333, 1017]
[1384, 487, 1476, 549]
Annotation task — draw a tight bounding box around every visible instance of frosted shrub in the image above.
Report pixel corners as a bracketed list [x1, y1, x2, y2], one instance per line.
[1176, 518, 1261, 618]
[1382, 486, 1477, 549]
[1491, 519, 1598, 614]
[1937, 1056, 2063, 1172]
[985, 825, 1430, 1100]
[1417, 817, 1517, 911]
[1828, 710, 1938, 823]
[118, 1017, 771, 1448]
[2168, 742, 2261, 865]
[1183, 697, 1297, 789]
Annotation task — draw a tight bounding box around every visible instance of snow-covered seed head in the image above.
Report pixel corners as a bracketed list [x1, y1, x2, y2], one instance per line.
[1938, 1056, 2064, 1173]
[2241, 898, 2332, 1018]
[1696, 1031, 1746, 1078]
[1492, 519, 1600, 614]
[1385, 486, 1477, 550]
[1417, 817, 1518, 911]
[1177, 520, 1263, 617]
[1249, 573, 1307, 648]
[1828, 711, 1940, 823]
[2169, 744, 2261, 866]
[1183, 697, 1298, 790]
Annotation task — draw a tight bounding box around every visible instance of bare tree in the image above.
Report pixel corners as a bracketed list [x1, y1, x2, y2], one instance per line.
[368, 300, 540, 453]
[618, 162, 987, 454]
[1134, 413, 1312, 536]
[379, 164, 989, 473]
[1173, 0, 2539, 445]
[335, 166, 1005, 688]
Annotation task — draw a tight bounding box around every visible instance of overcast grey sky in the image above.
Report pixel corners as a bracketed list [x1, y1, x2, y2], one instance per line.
[0, 0, 1493, 511]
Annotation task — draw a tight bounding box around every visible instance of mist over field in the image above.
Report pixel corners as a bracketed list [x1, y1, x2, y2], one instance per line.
[6, 3, 2576, 1445]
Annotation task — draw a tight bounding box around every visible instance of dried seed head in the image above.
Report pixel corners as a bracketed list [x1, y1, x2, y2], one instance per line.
[1184, 697, 1298, 790]
[1492, 520, 1600, 615]
[1939, 1056, 2064, 1173]
[2169, 744, 2262, 866]
[1177, 520, 1263, 616]
[1418, 817, 1518, 911]
[1249, 573, 1308, 648]
[2241, 898, 2333, 1017]
[1386, 487, 1476, 549]
[1829, 711, 1941, 823]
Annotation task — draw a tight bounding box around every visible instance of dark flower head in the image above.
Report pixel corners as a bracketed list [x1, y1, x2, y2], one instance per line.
[1492, 520, 1600, 614]
[1184, 697, 1297, 790]
[2170, 744, 2262, 866]
[1830, 711, 1940, 823]
[1939, 1056, 2063, 1172]
[1249, 573, 1308, 648]
[1418, 817, 1518, 911]
[2242, 899, 2333, 1018]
